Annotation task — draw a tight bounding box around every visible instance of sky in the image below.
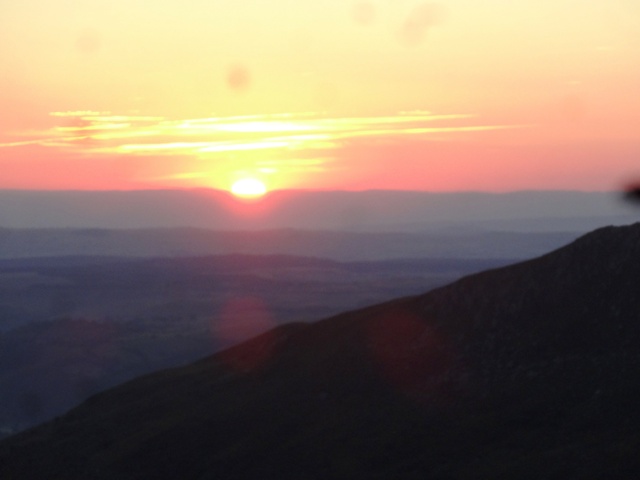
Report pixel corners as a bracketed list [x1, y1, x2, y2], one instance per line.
[1, 0, 639, 192]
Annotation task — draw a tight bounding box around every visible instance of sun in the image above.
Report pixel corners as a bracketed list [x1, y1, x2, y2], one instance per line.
[230, 178, 267, 199]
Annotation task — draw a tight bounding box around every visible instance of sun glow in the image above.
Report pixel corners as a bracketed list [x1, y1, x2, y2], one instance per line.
[231, 178, 267, 198]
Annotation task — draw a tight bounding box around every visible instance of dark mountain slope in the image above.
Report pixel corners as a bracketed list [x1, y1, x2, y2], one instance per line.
[2, 224, 640, 479]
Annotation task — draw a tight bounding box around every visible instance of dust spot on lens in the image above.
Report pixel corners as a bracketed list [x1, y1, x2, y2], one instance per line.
[226, 65, 251, 93]
[351, 1, 376, 26]
[399, 2, 446, 47]
[212, 296, 276, 373]
[367, 309, 453, 404]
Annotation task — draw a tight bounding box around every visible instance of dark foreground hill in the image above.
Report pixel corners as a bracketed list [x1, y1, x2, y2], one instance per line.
[2, 224, 640, 479]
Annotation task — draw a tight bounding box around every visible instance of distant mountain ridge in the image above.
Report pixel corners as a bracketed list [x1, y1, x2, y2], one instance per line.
[0, 227, 581, 261]
[2, 223, 640, 479]
[0, 189, 635, 231]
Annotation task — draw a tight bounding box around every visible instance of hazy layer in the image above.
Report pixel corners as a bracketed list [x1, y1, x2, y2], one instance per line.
[0, 189, 635, 231]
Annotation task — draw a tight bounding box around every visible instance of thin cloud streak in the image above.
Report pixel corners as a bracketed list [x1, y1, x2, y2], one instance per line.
[0, 110, 525, 189]
[36, 111, 515, 155]
[2, 111, 504, 153]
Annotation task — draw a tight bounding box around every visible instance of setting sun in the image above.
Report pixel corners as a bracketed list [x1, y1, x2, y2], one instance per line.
[231, 178, 267, 199]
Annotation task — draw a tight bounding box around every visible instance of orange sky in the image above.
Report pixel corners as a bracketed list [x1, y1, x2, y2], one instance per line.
[1, 0, 639, 192]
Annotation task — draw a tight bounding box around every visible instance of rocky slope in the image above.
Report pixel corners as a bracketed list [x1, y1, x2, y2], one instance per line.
[2, 223, 640, 479]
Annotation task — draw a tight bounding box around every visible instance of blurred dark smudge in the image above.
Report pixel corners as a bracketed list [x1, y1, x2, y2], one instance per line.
[399, 2, 446, 47]
[623, 185, 640, 204]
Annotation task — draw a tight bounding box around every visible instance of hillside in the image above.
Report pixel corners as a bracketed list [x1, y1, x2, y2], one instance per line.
[1, 253, 505, 438]
[2, 223, 640, 479]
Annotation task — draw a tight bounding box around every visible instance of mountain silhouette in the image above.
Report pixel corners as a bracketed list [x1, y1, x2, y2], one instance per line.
[2, 223, 640, 479]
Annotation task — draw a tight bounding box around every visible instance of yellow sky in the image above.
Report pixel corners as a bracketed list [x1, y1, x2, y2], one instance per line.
[1, 0, 639, 191]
